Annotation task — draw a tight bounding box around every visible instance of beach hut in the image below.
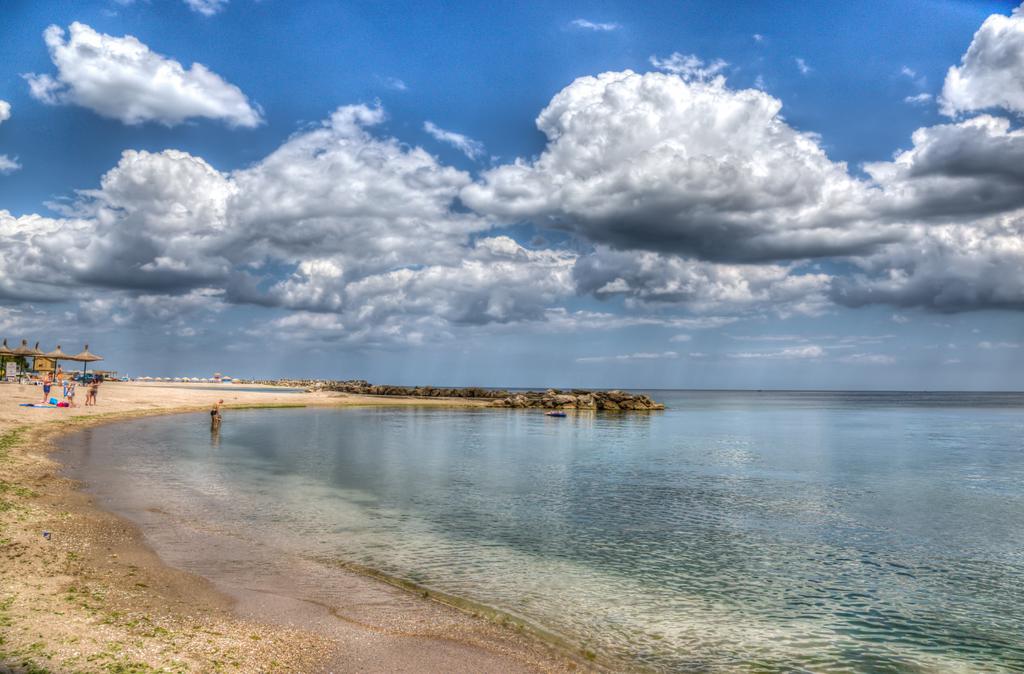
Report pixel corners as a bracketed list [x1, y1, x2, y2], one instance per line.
[71, 344, 103, 374]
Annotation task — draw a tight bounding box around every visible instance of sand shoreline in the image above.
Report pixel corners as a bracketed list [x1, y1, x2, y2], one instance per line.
[0, 383, 592, 673]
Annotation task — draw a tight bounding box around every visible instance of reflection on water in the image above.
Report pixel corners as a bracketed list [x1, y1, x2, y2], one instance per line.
[61, 391, 1024, 672]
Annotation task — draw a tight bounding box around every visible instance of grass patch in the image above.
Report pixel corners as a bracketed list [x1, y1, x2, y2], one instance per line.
[0, 427, 26, 461]
[0, 481, 37, 499]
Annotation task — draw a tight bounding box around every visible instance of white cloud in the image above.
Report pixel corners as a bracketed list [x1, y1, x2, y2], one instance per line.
[380, 76, 408, 91]
[865, 115, 1024, 220]
[576, 351, 678, 363]
[891, 313, 910, 324]
[978, 340, 1021, 349]
[570, 19, 620, 31]
[463, 69, 886, 263]
[573, 247, 833, 317]
[423, 121, 485, 159]
[940, 4, 1024, 116]
[753, 34, 764, 43]
[730, 345, 824, 359]
[729, 334, 808, 342]
[649, 53, 728, 81]
[904, 92, 932, 105]
[796, 58, 811, 75]
[184, 0, 228, 16]
[669, 334, 692, 342]
[833, 216, 1024, 312]
[24, 22, 262, 127]
[0, 101, 17, 174]
[839, 353, 896, 365]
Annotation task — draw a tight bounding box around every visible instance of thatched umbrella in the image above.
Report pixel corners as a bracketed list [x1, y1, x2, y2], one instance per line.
[71, 344, 104, 374]
[11, 340, 34, 359]
[44, 344, 73, 375]
[0, 339, 13, 377]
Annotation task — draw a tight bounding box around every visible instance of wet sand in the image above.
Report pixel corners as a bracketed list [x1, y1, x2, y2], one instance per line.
[0, 381, 590, 673]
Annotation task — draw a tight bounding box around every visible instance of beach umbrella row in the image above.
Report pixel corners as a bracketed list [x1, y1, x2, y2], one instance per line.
[0, 339, 103, 375]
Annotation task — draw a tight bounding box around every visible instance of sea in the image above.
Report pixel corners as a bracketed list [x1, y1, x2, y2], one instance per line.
[58, 390, 1024, 673]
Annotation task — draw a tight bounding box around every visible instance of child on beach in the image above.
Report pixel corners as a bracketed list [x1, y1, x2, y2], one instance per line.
[65, 381, 77, 408]
[40, 372, 53, 404]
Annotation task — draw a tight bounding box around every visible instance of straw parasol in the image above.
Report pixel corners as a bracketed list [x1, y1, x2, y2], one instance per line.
[44, 344, 73, 374]
[12, 339, 35, 359]
[71, 344, 104, 374]
[0, 339, 13, 376]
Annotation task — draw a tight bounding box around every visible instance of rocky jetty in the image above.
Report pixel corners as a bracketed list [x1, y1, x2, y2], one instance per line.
[240, 379, 664, 410]
[489, 389, 664, 411]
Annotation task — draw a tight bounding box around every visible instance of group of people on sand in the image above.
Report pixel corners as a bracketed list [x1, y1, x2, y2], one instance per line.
[39, 365, 102, 408]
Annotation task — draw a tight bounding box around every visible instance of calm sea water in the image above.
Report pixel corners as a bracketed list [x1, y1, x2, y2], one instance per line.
[61, 391, 1024, 672]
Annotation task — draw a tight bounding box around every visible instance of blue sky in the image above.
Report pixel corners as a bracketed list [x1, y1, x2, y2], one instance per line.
[1, 0, 1023, 388]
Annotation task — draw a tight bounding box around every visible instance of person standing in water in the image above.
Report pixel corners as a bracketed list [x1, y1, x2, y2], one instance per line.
[211, 399, 224, 430]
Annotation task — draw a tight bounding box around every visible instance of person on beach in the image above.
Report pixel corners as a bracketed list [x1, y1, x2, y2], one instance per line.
[65, 381, 77, 408]
[40, 372, 53, 404]
[211, 399, 224, 429]
[85, 377, 99, 406]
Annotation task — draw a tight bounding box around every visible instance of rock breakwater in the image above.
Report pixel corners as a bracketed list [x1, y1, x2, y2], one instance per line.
[241, 379, 664, 410]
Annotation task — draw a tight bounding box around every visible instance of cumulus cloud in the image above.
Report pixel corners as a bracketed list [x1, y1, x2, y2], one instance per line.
[423, 121, 485, 159]
[866, 115, 1024, 220]
[75, 288, 228, 330]
[230, 105, 485, 279]
[904, 93, 932, 105]
[0, 105, 577, 346]
[24, 22, 262, 127]
[570, 19, 620, 31]
[795, 58, 812, 75]
[0, 100, 9, 124]
[573, 247, 832, 317]
[940, 4, 1024, 116]
[832, 217, 1024, 312]
[462, 69, 889, 263]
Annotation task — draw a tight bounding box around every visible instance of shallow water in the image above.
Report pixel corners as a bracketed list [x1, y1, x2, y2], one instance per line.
[61, 391, 1024, 672]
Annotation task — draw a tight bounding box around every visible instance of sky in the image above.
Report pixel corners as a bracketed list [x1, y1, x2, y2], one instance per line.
[1, 0, 1024, 389]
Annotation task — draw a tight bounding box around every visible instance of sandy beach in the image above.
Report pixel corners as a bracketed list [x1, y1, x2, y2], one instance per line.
[0, 382, 589, 673]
